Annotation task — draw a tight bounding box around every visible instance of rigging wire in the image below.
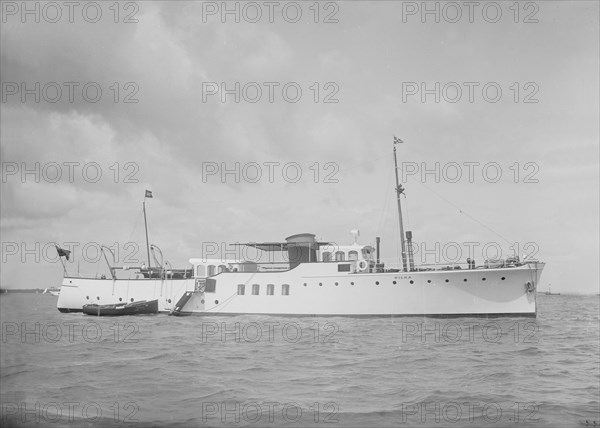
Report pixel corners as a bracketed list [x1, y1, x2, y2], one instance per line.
[404, 175, 514, 245]
[341, 152, 515, 246]
[127, 206, 144, 244]
[403, 193, 411, 231]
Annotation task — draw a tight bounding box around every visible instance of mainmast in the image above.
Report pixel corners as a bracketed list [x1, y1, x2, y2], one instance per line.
[393, 137, 408, 272]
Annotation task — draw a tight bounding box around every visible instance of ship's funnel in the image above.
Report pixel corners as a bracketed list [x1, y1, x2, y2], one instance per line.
[285, 233, 318, 269]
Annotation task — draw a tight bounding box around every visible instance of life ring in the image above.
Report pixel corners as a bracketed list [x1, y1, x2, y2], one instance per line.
[357, 259, 369, 272]
[525, 281, 535, 293]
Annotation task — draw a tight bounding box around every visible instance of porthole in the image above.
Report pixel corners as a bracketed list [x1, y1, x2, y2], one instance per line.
[215, 300, 219, 304]
[119, 298, 122, 302]
[201, 299, 205, 304]
[130, 298, 134, 302]
[319, 282, 323, 286]
[168, 299, 171, 303]
[97, 296, 100, 300]
[86, 296, 89, 300]
[482, 278, 486, 281]
[393, 281, 397, 285]
[445, 279, 449, 283]
[501, 277, 506, 280]
[427, 280, 431, 283]
[304, 283, 307, 287]
[409, 280, 414, 284]
[335, 282, 338, 286]
[351, 282, 354, 285]
[376, 281, 379, 285]
[463, 279, 467, 282]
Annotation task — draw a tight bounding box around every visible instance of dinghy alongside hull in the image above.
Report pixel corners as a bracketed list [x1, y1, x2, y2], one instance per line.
[82, 299, 159, 316]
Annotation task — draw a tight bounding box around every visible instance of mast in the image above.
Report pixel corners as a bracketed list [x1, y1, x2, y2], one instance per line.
[393, 140, 408, 272]
[143, 196, 151, 268]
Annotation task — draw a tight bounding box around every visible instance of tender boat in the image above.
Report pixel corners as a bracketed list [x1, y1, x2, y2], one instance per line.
[82, 299, 159, 316]
[56, 140, 545, 317]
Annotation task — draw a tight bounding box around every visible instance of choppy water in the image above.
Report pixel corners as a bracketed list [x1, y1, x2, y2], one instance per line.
[1, 293, 598, 427]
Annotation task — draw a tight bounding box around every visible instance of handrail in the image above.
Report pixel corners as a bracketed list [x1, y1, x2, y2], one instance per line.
[201, 261, 290, 267]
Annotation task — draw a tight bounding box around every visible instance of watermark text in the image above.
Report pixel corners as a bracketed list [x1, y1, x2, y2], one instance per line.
[201, 161, 339, 184]
[201, 401, 339, 423]
[202, 82, 339, 103]
[1, 1, 139, 24]
[401, 1, 539, 24]
[399, 321, 538, 344]
[199, 321, 340, 343]
[1, 321, 139, 343]
[201, 1, 339, 24]
[402, 81, 539, 103]
[399, 401, 538, 424]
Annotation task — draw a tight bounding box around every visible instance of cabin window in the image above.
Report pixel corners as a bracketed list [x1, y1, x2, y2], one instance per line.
[267, 284, 274, 295]
[218, 265, 227, 273]
[338, 264, 351, 272]
[252, 284, 260, 295]
[281, 284, 290, 296]
[237, 284, 245, 295]
[335, 251, 345, 261]
[208, 265, 216, 276]
[322, 252, 332, 262]
[196, 265, 206, 277]
[348, 251, 358, 261]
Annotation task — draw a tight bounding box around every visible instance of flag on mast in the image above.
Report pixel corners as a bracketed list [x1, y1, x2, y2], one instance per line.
[145, 190, 153, 198]
[394, 136, 404, 144]
[55, 246, 71, 261]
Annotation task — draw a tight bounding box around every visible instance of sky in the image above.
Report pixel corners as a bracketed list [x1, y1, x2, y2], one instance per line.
[1, 0, 598, 294]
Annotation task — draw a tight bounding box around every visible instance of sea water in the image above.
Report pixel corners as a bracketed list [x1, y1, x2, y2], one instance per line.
[1, 293, 598, 427]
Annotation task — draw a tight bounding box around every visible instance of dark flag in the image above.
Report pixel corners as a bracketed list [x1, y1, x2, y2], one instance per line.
[145, 190, 153, 198]
[394, 136, 404, 145]
[55, 246, 71, 261]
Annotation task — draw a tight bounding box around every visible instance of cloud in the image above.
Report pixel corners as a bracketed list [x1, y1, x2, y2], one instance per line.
[1, 1, 598, 292]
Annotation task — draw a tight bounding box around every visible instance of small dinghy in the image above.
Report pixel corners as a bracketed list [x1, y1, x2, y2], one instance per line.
[82, 299, 159, 316]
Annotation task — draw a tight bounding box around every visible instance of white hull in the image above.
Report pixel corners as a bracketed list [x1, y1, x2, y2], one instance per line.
[58, 262, 544, 317]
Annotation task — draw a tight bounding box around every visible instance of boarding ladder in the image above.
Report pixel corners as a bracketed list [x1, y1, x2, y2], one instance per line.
[169, 291, 194, 316]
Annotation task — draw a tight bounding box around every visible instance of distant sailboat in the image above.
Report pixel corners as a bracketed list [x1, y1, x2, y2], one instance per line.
[545, 285, 560, 296]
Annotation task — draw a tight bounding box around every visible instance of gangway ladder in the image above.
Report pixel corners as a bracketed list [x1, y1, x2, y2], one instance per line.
[169, 291, 194, 316]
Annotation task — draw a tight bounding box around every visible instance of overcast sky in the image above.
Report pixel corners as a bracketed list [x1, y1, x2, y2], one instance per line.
[1, 1, 598, 293]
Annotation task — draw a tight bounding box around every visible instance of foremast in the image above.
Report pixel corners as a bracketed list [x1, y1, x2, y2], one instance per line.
[143, 190, 153, 268]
